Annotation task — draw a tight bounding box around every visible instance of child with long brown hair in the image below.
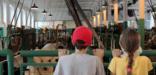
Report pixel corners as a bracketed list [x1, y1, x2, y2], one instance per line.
[108, 28, 153, 75]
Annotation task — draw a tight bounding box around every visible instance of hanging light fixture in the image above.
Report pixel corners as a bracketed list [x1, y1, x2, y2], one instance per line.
[49, 13, 52, 16]
[42, 9, 47, 14]
[31, 3, 38, 10]
[42, 0, 48, 14]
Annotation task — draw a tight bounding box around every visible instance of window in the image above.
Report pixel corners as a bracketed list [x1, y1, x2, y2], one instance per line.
[3, 2, 7, 24]
[10, 4, 15, 25]
[17, 11, 21, 27]
[27, 15, 31, 27]
[0, 0, 2, 22]
[35, 21, 63, 29]
[31, 14, 35, 28]
[22, 10, 26, 26]
[145, 12, 155, 29]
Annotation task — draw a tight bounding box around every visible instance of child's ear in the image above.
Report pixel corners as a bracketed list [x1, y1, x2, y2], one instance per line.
[112, 49, 122, 57]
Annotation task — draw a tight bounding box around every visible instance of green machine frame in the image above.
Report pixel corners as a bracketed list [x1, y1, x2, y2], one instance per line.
[0, 49, 14, 75]
[19, 50, 156, 75]
[0, 49, 155, 75]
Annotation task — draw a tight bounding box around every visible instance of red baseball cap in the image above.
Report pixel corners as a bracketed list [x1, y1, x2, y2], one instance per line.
[72, 26, 93, 46]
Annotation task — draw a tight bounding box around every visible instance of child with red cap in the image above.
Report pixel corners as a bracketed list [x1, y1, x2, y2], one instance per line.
[54, 26, 105, 75]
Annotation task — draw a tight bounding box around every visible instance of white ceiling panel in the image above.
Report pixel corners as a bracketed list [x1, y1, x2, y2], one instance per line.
[12, 0, 156, 21]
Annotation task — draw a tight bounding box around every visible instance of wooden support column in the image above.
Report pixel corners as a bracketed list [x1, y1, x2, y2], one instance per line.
[93, 16, 96, 27]
[97, 12, 101, 27]
[139, 0, 145, 19]
[103, 9, 107, 27]
[138, 0, 145, 48]
[114, 0, 118, 24]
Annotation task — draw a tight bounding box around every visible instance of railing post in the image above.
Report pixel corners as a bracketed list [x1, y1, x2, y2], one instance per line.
[0, 49, 14, 75]
[7, 50, 14, 75]
[0, 62, 3, 75]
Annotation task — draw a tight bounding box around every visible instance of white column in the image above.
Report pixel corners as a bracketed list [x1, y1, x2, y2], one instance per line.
[0, 0, 2, 22]
[103, 9, 107, 27]
[26, 11, 28, 26]
[21, 9, 23, 26]
[6, 0, 10, 25]
[22, 9, 26, 26]
[30, 13, 32, 28]
[34, 16, 35, 28]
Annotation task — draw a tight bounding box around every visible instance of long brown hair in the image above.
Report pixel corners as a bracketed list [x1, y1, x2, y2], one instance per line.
[119, 28, 140, 75]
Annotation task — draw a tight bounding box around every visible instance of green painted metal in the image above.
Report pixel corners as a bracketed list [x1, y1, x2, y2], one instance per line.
[1, 37, 10, 49]
[20, 50, 156, 57]
[138, 19, 145, 48]
[21, 62, 156, 67]
[20, 50, 58, 57]
[0, 62, 3, 75]
[19, 50, 156, 75]
[0, 49, 14, 75]
[0, 28, 4, 37]
[20, 50, 59, 75]
[20, 63, 56, 75]
[21, 63, 56, 67]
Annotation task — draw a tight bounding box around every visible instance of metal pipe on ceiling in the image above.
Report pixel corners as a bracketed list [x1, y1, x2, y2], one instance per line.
[26, 0, 35, 27]
[15, 0, 25, 27]
[72, 0, 105, 49]
[10, 0, 21, 25]
[70, 0, 82, 26]
[64, 0, 82, 26]
[64, 0, 79, 26]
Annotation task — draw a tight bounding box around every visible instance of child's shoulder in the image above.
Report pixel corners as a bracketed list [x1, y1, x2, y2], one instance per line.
[110, 57, 122, 62]
[59, 54, 73, 60]
[136, 56, 151, 61]
[112, 57, 122, 60]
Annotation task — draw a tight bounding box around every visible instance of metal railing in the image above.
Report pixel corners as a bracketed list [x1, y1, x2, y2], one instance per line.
[20, 50, 57, 75]
[0, 49, 14, 75]
[19, 50, 156, 75]
[0, 50, 156, 75]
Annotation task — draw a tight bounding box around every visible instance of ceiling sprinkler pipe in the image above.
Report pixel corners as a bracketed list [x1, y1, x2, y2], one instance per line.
[10, 0, 21, 25]
[72, 0, 105, 49]
[15, 0, 25, 27]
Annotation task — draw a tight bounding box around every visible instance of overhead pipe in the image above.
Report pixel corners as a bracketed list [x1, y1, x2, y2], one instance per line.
[26, 0, 34, 26]
[10, 0, 21, 25]
[65, 0, 80, 26]
[8, 0, 21, 36]
[0, 50, 14, 75]
[83, 9, 93, 18]
[72, 0, 105, 48]
[15, 0, 25, 27]
[64, 0, 82, 26]
[70, 0, 82, 26]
